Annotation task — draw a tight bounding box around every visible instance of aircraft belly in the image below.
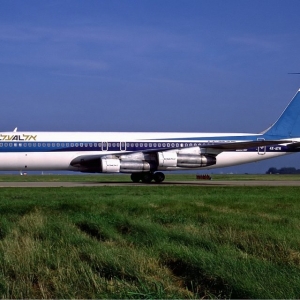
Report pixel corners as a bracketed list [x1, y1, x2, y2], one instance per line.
[212, 151, 289, 169]
[157, 151, 289, 171]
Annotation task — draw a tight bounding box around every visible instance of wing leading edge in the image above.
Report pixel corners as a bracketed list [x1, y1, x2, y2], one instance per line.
[70, 139, 290, 172]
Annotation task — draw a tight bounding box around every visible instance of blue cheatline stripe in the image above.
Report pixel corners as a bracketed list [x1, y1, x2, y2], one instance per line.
[143, 135, 258, 141]
[0, 141, 205, 152]
[0, 141, 294, 153]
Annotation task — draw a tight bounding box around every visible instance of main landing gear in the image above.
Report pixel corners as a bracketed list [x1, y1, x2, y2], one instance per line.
[130, 172, 165, 183]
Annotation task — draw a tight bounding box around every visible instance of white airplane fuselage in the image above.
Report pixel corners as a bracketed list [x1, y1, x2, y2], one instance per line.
[0, 131, 293, 171]
[1, 89, 300, 182]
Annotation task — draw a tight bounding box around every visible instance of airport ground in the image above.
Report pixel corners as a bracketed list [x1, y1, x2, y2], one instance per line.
[0, 175, 299, 298]
[0, 173, 300, 187]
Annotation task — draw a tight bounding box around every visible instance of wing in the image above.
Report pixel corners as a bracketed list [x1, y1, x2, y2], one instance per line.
[70, 139, 290, 172]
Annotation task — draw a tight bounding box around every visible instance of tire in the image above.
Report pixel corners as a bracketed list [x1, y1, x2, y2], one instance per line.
[131, 173, 141, 183]
[153, 172, 165, 183]
[141, 173, 153, 183]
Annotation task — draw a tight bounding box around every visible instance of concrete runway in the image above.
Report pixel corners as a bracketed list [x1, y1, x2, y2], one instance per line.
[0, 180, 300, 187]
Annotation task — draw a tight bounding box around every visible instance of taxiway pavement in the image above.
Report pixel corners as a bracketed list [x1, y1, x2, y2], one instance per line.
[0, 180, 300, 187]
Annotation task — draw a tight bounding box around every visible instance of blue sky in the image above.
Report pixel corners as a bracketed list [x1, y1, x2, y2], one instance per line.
[1, 0, 300, 173]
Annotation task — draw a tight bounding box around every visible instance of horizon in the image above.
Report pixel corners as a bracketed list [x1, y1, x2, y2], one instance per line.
[1, 0, 300, 173]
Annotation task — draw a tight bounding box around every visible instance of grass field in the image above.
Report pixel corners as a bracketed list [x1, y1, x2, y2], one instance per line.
[0, 173, 300, 182]
[0, 185, 299, 298]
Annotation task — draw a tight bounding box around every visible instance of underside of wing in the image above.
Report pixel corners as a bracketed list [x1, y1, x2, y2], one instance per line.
[70, 139, 290, 173]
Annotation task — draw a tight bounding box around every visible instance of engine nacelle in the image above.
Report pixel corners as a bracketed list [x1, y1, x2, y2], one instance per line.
[101, 158, 151, 173]
[157, 151, 178, 167]
[157, 152, 216, 168]
[101, 158, 120, 172]
[177, 154, 216, 168]
[120, 161, 151, 173]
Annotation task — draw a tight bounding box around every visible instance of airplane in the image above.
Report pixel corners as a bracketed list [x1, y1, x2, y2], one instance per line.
[1, 89, 300, 183]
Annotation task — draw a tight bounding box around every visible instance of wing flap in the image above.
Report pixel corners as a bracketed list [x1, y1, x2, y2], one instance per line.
[70, 139, 290, 170]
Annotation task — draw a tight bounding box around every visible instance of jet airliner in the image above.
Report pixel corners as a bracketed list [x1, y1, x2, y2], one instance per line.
[1, 89, 300, 183]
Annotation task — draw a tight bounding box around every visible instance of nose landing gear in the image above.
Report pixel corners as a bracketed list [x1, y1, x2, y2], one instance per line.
[130, 171, 165, 183]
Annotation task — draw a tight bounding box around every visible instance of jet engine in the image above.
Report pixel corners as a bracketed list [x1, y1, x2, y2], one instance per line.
[157, 151, 216, 168]
[101, 158, 151, 173]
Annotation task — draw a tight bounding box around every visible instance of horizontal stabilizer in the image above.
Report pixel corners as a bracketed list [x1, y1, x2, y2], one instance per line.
[286, 141, 300, 149]
[205, 140, 290, 151]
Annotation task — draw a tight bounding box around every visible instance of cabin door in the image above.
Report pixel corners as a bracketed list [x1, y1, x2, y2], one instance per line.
[257, 138, 266, 155]
[120, 142, 126, 151]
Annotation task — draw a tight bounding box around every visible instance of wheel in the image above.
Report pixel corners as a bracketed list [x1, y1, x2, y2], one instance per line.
[131, 173, 141, 183]
[141, 172, 153, 183]
[153, 172, 165, 183]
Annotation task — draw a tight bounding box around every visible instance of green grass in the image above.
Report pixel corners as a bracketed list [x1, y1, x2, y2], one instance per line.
[0, 173, 300, 182]
[0, 174, 132, 182]
[0, 186, 299, 298]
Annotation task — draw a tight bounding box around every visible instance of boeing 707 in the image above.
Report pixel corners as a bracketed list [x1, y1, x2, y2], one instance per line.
[1, 89, 300, 183]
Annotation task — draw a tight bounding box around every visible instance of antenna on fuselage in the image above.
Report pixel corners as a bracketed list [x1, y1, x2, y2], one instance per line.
[13, 127, 17, 132]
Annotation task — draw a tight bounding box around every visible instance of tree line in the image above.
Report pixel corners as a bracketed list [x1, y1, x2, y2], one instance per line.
[266, 167, 300, 174]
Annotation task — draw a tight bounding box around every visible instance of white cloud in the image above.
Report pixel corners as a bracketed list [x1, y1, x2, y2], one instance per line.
[229, 35, 282, 52]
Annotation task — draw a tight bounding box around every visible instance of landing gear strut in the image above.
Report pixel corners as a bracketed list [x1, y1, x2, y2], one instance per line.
[130, 172, 165, 183]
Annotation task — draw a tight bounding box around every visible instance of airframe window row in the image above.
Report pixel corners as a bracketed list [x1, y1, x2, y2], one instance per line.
[0, 142, 213, 148]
